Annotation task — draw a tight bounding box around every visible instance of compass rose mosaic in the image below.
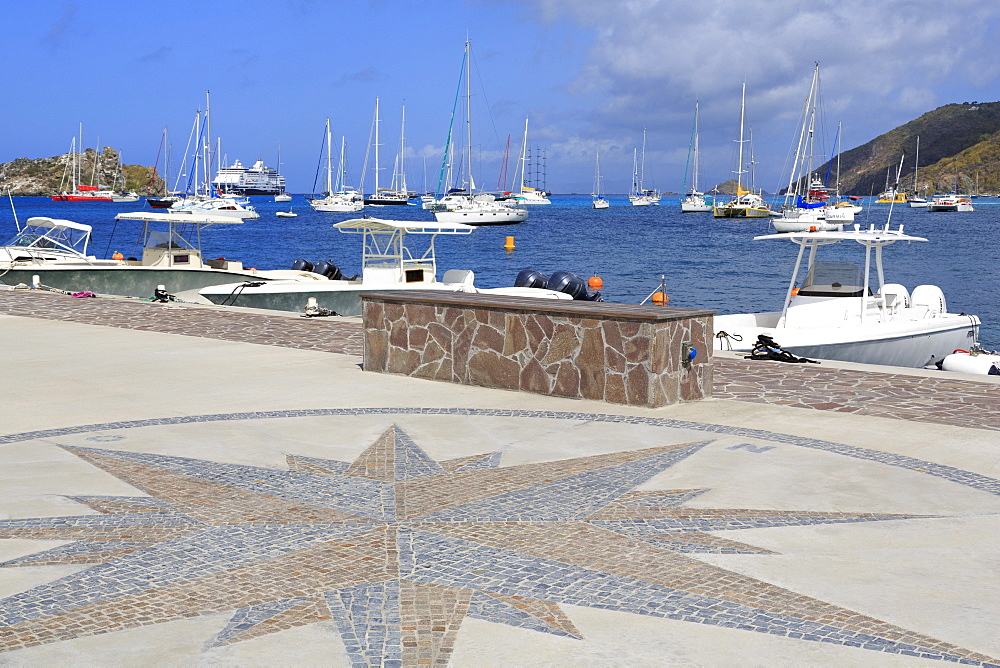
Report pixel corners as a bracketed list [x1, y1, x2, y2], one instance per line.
[0, 409, 997, 666]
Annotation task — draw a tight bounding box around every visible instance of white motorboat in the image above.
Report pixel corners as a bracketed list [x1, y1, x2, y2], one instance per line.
[276, 209, 297, 218]
[712, 225, 980, 368]
[274, 193, 292, 203]
[198, 217, 571, 314]
[927, 194, 974, 212]
[170, 194, 259, 219]
[0, 214, 310, 301]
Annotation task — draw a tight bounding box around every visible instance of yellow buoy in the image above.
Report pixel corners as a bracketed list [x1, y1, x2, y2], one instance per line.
[651, 291, 670, 306]
[503, 236, 516, 251]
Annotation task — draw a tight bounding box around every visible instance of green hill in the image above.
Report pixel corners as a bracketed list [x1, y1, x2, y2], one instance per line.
[818, 101, 1000, 195]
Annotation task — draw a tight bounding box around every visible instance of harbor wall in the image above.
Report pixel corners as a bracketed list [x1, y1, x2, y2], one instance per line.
[361, 291, 714, 407]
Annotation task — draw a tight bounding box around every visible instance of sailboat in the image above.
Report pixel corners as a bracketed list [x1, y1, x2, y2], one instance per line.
[823, 122, 863, 223]
[507, 118, 551, 205]
[592, 151, 609, 209]
[363, 98, 408, 206]
[274, 145, 292, 202]
[432, 40, 528, 225]
[713, 83, 771, 218]
[773, 64, 842, 232]
[680, 101, 713, 212]
[309, 118, 364, 213]
[628, 129, 660, 206]
[908, 136, 928, 208]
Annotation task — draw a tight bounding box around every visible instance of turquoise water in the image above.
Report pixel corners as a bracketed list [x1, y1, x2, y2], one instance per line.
[3, 195, 997, 349]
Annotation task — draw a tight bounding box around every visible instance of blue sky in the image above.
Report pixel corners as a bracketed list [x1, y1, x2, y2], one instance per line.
[4, 0, 1000, 194]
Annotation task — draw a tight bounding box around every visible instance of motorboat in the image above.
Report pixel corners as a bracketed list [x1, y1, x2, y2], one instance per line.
[276, 209, 297, 218]
[927, 194, 974, 212]
[199, 218, 579, 314]
[170, 194, 259, 219]
[0, 214, 313, 301]
[712, 225, 980, 368]
[274, 193, 292, 203]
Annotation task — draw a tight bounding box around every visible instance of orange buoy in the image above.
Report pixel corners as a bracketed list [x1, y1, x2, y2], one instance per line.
[809, 226, 817, 232]
[112, 251, 124, 261]
[651, 291, 670, 305]
[588, 276, 603, 290]
[503, 236, 516, 251]
[791, 287, 800, 296]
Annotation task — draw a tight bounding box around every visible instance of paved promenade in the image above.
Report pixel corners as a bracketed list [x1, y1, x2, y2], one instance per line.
[1, 289, 998, 667]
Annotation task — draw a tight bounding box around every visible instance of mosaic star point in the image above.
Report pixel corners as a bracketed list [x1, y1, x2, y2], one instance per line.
[0, 424, 995, 666]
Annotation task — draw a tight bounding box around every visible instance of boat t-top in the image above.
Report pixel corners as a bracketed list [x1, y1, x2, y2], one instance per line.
[198, 217, 573, 315]
[713, 225, 980, 368]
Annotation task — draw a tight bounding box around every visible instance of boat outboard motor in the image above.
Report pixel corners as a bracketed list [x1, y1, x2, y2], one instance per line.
[548, 270, 602, 301]
[291, 258, 314, 273]
[312, 260, 345, 281]
[514, 269, 549, 289]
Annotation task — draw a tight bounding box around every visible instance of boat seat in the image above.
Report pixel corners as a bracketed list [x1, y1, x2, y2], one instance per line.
[877, 283, 910, 311]
[442, 269, 475, 288]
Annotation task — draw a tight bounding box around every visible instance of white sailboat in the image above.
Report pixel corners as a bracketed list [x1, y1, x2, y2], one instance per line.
[508, 118, 551, 205]
[432, 40, 528, 225]
[628, 129, 660, 206]
[908, 136, 929, 208]
[773, 64, 841, 232]
[824, 122, 864, 223]
[680, 101, 713, 213]
[713, 83, 771, 218]
[363, 98, 409, 206]
[309, 119, 363, 213]
[592, 152, 609, 209]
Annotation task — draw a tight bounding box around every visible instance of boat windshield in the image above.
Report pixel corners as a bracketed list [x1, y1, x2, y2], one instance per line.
[798, 262, 865, 297]
[3, 223, 90, 255]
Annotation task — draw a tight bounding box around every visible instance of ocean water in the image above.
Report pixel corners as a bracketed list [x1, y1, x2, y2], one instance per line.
[3, 195, 997, 349]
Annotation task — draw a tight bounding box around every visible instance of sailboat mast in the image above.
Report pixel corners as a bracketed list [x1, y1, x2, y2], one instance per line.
[373, 97, 380, 194]
[693, 102, 700, 193]
[326, 119, 333, 194]
[399, 103, 407, 193]
[913, 136, 920, 194]
[465, 39, 474, 195]
[736, 82, 746, 194]
[639, 128, 646, 192]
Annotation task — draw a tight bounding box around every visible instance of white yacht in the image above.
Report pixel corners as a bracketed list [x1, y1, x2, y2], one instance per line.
[713, 225, 980, 368]
[927, 194, 974, 212]
[170, 194, 259, 219]
[212, 158, 286, 196]
[198, 218, 567, 314]
[628, 131, 660, 206]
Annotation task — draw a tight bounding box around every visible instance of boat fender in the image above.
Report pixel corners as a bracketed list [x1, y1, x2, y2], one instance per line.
[291, 258, 314, 273]
[514, 269, 549, 289]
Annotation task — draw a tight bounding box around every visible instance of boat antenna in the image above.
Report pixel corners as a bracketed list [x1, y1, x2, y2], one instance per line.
[7, 187, 20, 232]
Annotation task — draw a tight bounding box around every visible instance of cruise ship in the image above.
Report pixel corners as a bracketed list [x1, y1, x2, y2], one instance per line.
[212, 159, 286, 196]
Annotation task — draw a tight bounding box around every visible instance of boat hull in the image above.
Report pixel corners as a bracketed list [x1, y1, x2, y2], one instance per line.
[0, 266, 275, 303]
[200, 282, 465, 316]
[433, 208, 528, 225]
[713, 314, 979, 368]
[713, 206, 771, 218]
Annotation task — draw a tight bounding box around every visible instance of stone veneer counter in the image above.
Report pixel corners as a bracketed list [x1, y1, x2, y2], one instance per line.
[362, 291, 715, 407]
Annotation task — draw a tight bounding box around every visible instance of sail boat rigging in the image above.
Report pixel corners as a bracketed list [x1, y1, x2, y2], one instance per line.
[628, 128, 660, 206]
[680, 101, 713, 212]
[592, 151, 609, 209]
[714, 82, 771, 218]
[431, 39, 528, 225]
[309, 118, 363, 213]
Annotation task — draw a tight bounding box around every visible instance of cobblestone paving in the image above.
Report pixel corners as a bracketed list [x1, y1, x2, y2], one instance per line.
[2, 424, 997, 665]
[2, 290, 998, 431]
[0, 289, 364, 356]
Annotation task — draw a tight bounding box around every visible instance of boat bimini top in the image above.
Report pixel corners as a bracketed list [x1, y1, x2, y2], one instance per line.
[2, 217, 93, 260]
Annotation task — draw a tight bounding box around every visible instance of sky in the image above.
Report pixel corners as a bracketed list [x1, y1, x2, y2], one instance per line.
[3, 0, 1000, 195]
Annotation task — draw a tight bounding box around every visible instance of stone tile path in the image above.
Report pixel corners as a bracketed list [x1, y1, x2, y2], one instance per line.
[2, 290, 997, 431]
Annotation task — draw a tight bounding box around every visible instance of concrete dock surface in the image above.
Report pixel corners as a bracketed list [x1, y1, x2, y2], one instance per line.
[1, 290, 998, 667]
